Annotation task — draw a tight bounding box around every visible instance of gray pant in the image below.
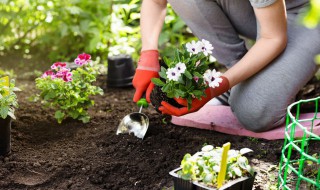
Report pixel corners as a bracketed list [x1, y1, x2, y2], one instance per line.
[168, 0, 320, 132]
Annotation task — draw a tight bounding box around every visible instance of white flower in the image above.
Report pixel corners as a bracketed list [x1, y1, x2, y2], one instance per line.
[213, 165, 220, 173]
[203, 69, 223, 88]
[186, 40, 200, 54]
[198, 39, 214, 56]
[175, 62, 186, 74]
[166, 68, 180, 81]
[201, 145, 214, 152]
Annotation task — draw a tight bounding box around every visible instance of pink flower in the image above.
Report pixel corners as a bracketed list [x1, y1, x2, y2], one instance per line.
[51, 62, 67, 70]
[63, 72, 73, 82]
[51, 75, 57, 80]
[42, 70, 55, 78]
[74, 53, 91, 66]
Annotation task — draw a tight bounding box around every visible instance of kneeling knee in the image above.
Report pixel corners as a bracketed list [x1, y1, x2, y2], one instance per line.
[233, 108, 285, 132]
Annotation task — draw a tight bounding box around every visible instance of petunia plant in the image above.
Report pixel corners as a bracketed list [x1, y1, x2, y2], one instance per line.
[35, 53, 104, 124]
[178, 145, 255, 188]
[151, 39, 223, 109]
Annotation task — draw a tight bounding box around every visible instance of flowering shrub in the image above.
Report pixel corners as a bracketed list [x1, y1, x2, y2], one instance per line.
[178, 145, 255, 188]
[151, 39, 223, 109]
[35, 53, 103, 124]
[0, 77, 20, 119]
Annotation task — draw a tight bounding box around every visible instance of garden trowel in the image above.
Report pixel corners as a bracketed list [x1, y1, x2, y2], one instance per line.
[116, 98, 149, 139]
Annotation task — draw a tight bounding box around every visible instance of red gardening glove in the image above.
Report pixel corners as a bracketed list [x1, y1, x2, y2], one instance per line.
[132, 50, 160, 102]
[159, 76, 230, 116]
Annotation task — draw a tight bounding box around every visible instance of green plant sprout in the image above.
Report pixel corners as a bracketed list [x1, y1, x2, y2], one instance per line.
[178, 144, 255, 188]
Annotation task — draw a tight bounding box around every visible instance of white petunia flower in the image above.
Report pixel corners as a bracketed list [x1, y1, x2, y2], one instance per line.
[166, 68, 180, 81]
[186, 40, 200, 54]
[198, 39, 214, 56]
[203, 69, 223, 88]
[213, 165, 220, 173]
[175, 62, 186, 74]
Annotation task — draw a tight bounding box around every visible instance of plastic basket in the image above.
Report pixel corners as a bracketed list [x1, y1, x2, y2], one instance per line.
[278, 97, 320, 189]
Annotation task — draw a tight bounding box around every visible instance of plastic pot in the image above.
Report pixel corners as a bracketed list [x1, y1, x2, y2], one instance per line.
[107, 54, 135, 87]
[0, 117, 11, 156]
[169, 168, 256, 190]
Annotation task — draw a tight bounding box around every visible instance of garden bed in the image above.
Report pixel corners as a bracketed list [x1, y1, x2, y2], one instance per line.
[0, 54, 319, 189]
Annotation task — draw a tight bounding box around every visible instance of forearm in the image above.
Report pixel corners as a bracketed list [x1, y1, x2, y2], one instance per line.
[141, 0, 167, 51]
[223, 0, 287, 88]
[224, 36, 287, 87]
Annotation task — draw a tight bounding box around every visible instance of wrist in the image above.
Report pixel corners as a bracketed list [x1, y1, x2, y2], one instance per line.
[138, 50, 160, 71]
[209, 76, 230, 98]
[140, 49, 159, 55]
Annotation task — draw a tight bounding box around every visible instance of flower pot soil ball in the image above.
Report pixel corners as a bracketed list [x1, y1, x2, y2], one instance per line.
[150, 85, 183, 113]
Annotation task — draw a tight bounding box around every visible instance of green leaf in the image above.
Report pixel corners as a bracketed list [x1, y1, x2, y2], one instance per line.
[174, 89, 186, 98]
[54, 111, 65, 124]
[80, 115, 90, 123]
[151, 78, 165, 86]
[44, 91, 56, 100]
[7, 110, 16, 120]
[0, 107, 9, 119]
[184, 70, 192, 79]
[162, 57, 170, 67]
[159, 70, 167, 79]
[192, 90, 203, 97]
[162, 84, 170, 93]
[172, 20, 185, 32]
[193, 72, 203, 78]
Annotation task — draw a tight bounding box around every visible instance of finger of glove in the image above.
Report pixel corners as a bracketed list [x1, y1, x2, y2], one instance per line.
[173, 97, 188, 106]
[146, 82, 155, 103]
[133, 88, 145, 102]
[160, 101, 188, 116]
[158, 106, 175, 115]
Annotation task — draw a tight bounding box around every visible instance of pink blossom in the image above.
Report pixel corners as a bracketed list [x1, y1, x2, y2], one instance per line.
[41, 66, 72, 82]
[51, 62, 67, 70]
[42, 70, 55, 78]
[63, 72, 73, 82]
[51, 75, 57, 80]
[74, 53, 91, 66]
[193, 76, 199, 83]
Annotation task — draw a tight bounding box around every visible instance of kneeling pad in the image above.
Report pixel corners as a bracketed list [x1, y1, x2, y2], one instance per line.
[171, 105, 320, 140]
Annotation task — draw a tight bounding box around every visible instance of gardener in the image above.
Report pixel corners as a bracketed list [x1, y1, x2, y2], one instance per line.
[132, 0, 320, 132]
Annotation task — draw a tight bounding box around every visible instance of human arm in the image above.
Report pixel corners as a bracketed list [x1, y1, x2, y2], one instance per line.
[224, 0, 287, 87]
[159, 0, 287, 115]
[132, 0, 168, 102]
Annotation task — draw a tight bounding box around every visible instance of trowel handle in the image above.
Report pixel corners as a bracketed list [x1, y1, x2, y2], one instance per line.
[137, 98, 148, 108]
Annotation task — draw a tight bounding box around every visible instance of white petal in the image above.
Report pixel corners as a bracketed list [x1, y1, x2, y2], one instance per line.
[240, 148, 253, 155]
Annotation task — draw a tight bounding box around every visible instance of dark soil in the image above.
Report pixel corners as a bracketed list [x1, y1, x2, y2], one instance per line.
[0, 53, 319, 190]
[150, 85, 183, 113]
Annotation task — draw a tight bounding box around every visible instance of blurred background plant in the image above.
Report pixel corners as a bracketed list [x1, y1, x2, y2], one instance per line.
[0, 0, 319, 68]
[0, 0, 195, 66]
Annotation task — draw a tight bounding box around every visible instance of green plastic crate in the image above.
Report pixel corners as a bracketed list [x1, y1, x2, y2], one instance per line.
[278, 97, 320, 189]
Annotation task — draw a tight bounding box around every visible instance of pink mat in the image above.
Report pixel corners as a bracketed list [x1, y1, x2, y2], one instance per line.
[171, 105, 320, 140]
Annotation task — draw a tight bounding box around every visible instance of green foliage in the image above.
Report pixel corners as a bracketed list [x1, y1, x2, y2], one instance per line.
[108, 0, 141, 61]
[0, 78, 20, 119]
[0, 67, 16, 79]
[0, 0, 195, 63]
[178, 145, 254, 188]
[302, 0, 320, 28]
[35, 64, 103, 124]
[0, 0, 113, 61]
